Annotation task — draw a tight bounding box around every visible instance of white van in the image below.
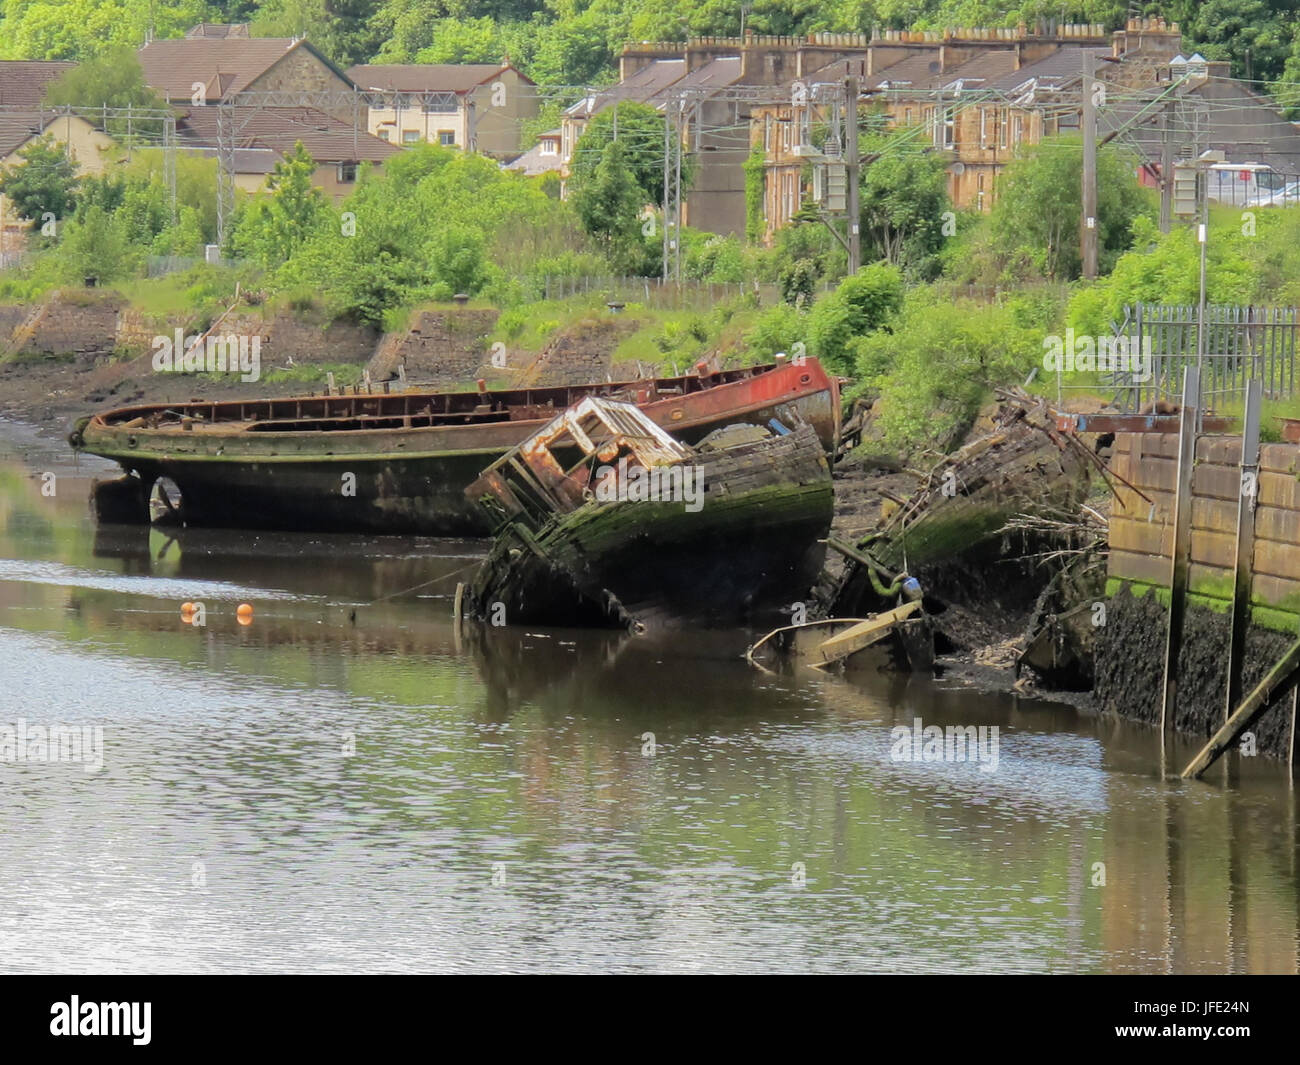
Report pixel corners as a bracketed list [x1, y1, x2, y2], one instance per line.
[1205, 162, 1289, 206]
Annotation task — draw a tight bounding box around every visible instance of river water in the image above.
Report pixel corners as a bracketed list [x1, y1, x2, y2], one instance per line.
[1, 419, 1297, 974]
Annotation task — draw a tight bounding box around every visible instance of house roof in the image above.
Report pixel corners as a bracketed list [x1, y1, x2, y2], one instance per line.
[0, 110, 51, 157]
[346, 63, 532, 93]
[862, 50, 1018, 95]
[0, 61, 77, 108]
[177, 143, 280, 175]
[186, 23, 250, 38]
[863, 53, 947, 91]
[986, 46, 1109, 98]
[176, 105, 400, 165]
[502, 139, 563, 176]
[138, 37, 351, 102]
[933, 51, 1020, 93]
[566, 59, 686, 118]
[666, 56, 742, 94]
[0, 111, 107, 163]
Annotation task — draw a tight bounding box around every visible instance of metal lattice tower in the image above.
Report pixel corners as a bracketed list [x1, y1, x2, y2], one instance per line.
[215, 102, 236, 249]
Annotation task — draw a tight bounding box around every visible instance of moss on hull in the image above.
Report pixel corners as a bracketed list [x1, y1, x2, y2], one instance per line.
[468, 422, 834, 629]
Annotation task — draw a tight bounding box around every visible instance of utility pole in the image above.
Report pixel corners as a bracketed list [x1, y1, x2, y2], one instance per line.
[662, 103, 671, 282]
[163, 113, 177, 226]
[844, 74, 861, 274]
[674, 98, 683, 282]
[1081, 49, 1099, 280]
[215, 101, 236, 249]
[1196, 162, 1208, 426]
[1159, 101, 1173, 233]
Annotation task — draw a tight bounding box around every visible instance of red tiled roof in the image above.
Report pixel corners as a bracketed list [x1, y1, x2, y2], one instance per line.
[176, 105, 400, 165]
[0, 61, 77, 108]
[139, 37, 348, 102]
[0, 110, 52, 158]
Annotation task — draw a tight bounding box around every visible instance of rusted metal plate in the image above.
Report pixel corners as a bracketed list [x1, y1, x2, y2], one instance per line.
[1054, 412, 1235, 434]
[1278, 417, 1300, 443]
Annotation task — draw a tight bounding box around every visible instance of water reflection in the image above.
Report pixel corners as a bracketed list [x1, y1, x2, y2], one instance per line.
[0, 424, 1297, 973]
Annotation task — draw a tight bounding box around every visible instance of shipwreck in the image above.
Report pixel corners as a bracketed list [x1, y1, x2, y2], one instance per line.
[460, 396, 834, 631]
[69, 360, 839, 536]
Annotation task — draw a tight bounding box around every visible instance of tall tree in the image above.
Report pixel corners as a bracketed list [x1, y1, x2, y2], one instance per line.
[858, 138, 951, 279]
[569, 101, 690, 210]
[991, 134, 1150, 281]
[569, 137, 646, 272]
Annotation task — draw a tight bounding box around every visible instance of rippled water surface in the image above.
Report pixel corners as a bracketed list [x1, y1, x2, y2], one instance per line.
[1, 420, 1297, 973]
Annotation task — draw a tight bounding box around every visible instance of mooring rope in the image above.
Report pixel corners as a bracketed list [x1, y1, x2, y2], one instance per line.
[361, 560, 481, 607]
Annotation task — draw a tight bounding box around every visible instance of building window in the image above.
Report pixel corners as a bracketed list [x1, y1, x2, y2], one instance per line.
[337, 162, 358, 183]
[764, 115, 772, 152]
[904, 107, 912, 125]
[979, 109, 987, 148]
[938, 107, 954, 149]
[377, 129, 390, 141]
[977, 172, 986, 209]
[1012, 114, 1023, 146]
[423, 96, 458, 114]
[999, 109, 1009, 150]
[402, 130, 421, 144]
[438, 130, 455, 146]
[540, 139, 556, 156]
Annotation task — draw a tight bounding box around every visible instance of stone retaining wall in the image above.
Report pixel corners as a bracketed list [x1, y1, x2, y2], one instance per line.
[1102, 431, 1300, 763]
[365, 309, 499, 386]
[1109, 432, 1300, 625]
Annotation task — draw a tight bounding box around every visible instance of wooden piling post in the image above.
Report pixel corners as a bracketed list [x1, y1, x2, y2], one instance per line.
[1289, 688, 1297, 775]
[1160, 366, 1200, 733]
[1181, 634, 1300, 779]
[1224, 379, 1262, 723]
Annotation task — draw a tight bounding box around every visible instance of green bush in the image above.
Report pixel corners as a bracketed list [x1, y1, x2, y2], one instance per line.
[856, 292, 1040, 453]
[744, 302, 806, 363]
[806, 262, 904, 375]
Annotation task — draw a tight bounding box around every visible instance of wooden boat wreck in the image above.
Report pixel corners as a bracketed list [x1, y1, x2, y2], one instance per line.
[69, 360, 839, 536]
[460, 397, 834, 631]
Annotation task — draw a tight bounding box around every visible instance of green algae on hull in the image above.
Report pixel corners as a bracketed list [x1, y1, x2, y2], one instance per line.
[465, 401, 834, 630]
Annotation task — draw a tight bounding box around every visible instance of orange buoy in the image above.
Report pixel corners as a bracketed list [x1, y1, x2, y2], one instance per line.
[181, 602, 194, 613]
[236, 603, 253, 619]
